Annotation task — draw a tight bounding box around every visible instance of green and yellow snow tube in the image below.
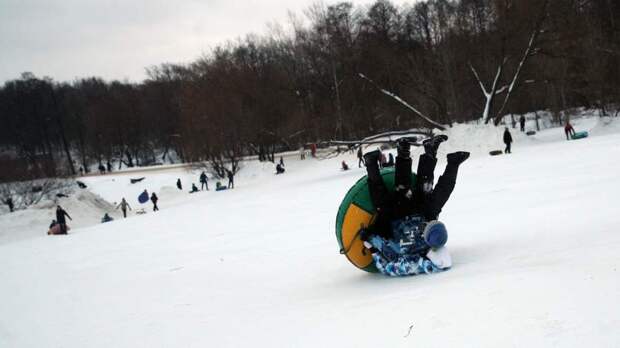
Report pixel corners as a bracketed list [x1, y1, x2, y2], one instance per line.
[335, 167, 417, 273]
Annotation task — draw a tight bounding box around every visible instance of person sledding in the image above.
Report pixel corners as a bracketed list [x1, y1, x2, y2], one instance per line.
[101, 213, 114, 223]
[190, 183, 199, 193]
[276, 163, 285, 175]
[359, 135, 469, 276]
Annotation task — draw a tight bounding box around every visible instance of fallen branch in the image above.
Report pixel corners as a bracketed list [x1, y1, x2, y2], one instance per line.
[358, 73, 446, 131]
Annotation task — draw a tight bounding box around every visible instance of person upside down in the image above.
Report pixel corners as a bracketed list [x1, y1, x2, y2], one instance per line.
[360, 135, 469, 276]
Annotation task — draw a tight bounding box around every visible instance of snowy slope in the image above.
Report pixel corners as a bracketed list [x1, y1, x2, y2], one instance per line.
[1, 116, 619, 347]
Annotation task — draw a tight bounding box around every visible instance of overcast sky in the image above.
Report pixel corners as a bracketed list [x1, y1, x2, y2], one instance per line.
[1, 0, 413, 84]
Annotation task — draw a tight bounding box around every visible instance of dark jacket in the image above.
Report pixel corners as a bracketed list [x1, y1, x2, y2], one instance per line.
[503, 129, 513, 144]
[56, 208, 71, 224]
[150, 193, 158, 203]
[200, 173, 207, 183]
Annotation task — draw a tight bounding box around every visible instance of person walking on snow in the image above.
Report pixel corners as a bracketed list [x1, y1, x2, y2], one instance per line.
[116, 198, 131, 218]
[200, 172, 209, 190]
[176, 178, 182, 190]
[357, 147, 364, 168]
[564, 121, 576, 140]
[519, 115, 526, 132]
[55, 205, 72, 234]
[4, 197, 13, 213]
[226, 169, 234, 189]
[503, 127, 513, 154]
[150, 192, 159, 211]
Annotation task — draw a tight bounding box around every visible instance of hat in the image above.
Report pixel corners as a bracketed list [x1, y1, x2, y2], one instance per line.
[423, 221, 448, 248]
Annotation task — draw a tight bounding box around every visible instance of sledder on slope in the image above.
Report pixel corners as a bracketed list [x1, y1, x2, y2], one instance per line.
[337, 135, 469, 277]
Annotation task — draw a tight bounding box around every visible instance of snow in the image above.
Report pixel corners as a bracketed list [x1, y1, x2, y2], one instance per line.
[1, 114, 620, 347]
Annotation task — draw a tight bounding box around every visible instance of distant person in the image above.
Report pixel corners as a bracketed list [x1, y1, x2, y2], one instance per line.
[276, 163, 285, 174]
[357, 147, 364, 168]
[176, 178, 182, 190]
[4, 197, 14, 213]
[503, 127, 513, 154]
[379, 151, 387, 168]
[101, 213, 113, 223]
[216, 182, 228, 191]
[55, 205, 72, 234]
[341, 161, 350, 171]
[564, 121, 576, 140]
[227, 169, 234, 189]
[116, 198, 131, 218]
[190, 183, 199, 193]
[384, 153, 395, 167]
[79, 167, 84, 176]
[519, 115, 526, 132]
[310, 143, 317, 157]
[279, 156, 284, 167]
[200, 172, 209, 190]
[299, 147, 306, 160]
[98, 164, 106, 174]
[106, 161, 112, 173]
[150, 192, 159, 211]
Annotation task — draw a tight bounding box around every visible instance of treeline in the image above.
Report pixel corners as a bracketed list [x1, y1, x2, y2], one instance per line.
[1, 0, 619, 181]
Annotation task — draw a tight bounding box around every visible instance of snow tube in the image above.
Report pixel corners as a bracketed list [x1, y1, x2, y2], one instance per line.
[571, 131, 588, 140]
[335, 167, 417, 273]
[138, 191, 149, 204]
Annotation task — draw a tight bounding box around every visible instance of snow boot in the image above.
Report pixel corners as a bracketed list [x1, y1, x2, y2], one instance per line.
[447, 151, 470, 166]
[423, 135, 448, 158]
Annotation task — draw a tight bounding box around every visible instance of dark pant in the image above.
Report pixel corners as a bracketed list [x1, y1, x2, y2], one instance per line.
[505, 143, 511, 154]
[201, 181, 208, 190]
[366, 154, 459, 238]
[59, 223, 67, 234]
[228, 180, 233, 189]
[358, 157, 364, 168]
[122, 209, 127, 218]
[153, 203, 159, 211]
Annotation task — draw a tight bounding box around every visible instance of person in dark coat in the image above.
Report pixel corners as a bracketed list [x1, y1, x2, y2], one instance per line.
[276, 163, 285, 174]
[279, 156, 284, 167]
[55, 205, 72, 234]
[4, 197, 13, 213]
[176, 178, 182, 190]
[227, 170, 234, 189]
[357, 147, 364, 168]
[503, 127, 513, 154]
[564, 121, 576, 140]
[190, 183, 199, 193]
[98, 164, 106, 174]
[384, 153, 395, 167]
[200, 172, 209, 190]
[116, 198, 131, 218]
[341, 161, 350, 171]
[519, 115, 526, 132]
[150, 193, 159, 211]
[106, 161, 112, 173]
[101, 213, 113, 223]
[79, 167, 84, 176]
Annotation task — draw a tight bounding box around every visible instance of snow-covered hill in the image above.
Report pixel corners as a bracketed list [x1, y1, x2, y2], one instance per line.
[1, 115, 619, 347]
